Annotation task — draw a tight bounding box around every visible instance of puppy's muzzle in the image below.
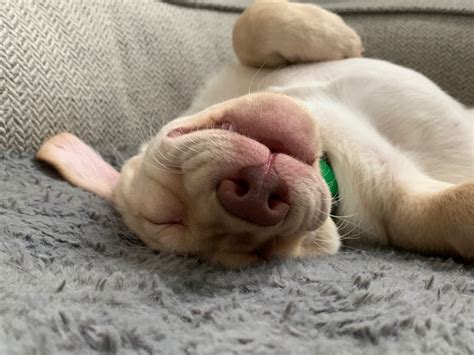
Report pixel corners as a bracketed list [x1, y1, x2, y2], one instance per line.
[166, 93, 324, 230]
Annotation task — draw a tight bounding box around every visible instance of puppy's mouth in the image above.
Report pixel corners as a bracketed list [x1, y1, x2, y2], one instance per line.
[167, 117, 317, 166]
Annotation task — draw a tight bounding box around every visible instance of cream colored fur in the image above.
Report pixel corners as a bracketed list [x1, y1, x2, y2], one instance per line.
[38, 0, 474, 267]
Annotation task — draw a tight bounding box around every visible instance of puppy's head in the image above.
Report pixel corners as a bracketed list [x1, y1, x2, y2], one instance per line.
[37, 93, 339, 268]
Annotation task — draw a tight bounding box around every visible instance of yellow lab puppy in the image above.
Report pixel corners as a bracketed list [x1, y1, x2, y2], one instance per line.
[38, 0, 473, 268]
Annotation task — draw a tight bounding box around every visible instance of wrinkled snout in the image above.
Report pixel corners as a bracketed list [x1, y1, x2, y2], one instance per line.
[217, 164, 289, 226]
[164, 93, 324, 231]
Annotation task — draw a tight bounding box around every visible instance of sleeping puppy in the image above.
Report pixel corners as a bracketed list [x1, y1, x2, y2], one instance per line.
[37, 0, 474, 268]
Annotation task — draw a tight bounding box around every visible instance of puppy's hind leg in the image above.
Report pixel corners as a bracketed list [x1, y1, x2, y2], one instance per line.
[233, 0, 363, 68]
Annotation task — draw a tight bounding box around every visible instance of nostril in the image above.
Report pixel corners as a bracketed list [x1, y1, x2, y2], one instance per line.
[233, 179, 250, 197]
[268, 193, 285, 210]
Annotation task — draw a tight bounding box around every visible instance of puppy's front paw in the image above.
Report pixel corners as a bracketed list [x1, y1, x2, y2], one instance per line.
[299, 218, 341, 257]
[233, 1, 363, 67]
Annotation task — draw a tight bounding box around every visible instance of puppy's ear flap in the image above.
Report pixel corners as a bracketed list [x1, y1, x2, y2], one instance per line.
[36, 133, 120, 201]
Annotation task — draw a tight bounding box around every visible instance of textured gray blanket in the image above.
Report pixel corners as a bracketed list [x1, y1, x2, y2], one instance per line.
[1, 155, 473, 354]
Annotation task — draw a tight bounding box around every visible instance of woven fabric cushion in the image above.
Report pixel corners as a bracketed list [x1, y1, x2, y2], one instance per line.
[1, 0, 236, 154]
[1, 0, 473, 154]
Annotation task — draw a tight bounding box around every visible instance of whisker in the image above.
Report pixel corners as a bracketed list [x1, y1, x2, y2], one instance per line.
[339, 244, 367, 253]
[143, 160, 183, 175]
[248, 58, 269, 94]
[145, 139, 183, 170]
[258, 64, 285, 91]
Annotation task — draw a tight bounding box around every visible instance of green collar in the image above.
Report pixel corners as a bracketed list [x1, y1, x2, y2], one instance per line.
[319, 157, 338, 199]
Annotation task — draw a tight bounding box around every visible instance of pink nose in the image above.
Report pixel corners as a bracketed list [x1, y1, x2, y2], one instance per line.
[217, 166, 290, 226]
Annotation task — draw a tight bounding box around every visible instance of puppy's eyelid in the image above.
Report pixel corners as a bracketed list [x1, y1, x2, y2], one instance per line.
[142, 216, 185, 227]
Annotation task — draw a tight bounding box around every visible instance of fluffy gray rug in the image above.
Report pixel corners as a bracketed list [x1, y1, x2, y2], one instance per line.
[1, 154, 473, 354]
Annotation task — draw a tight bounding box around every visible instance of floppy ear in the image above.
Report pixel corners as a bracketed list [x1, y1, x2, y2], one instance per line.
[36, 133, 120, 201]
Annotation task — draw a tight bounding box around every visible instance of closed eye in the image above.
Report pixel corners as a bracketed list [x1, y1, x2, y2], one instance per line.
[143, 216, 185, 227]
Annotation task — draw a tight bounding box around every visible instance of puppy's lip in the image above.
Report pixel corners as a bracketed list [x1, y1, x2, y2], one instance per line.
[167, 121, 316, 166]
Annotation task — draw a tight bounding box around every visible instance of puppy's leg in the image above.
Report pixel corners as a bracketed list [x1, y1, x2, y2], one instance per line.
[233, 0, 363, 68]
[325, 130, 474, 260]
[299, 218, 341, 258]
[388, 180, 474, 259]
